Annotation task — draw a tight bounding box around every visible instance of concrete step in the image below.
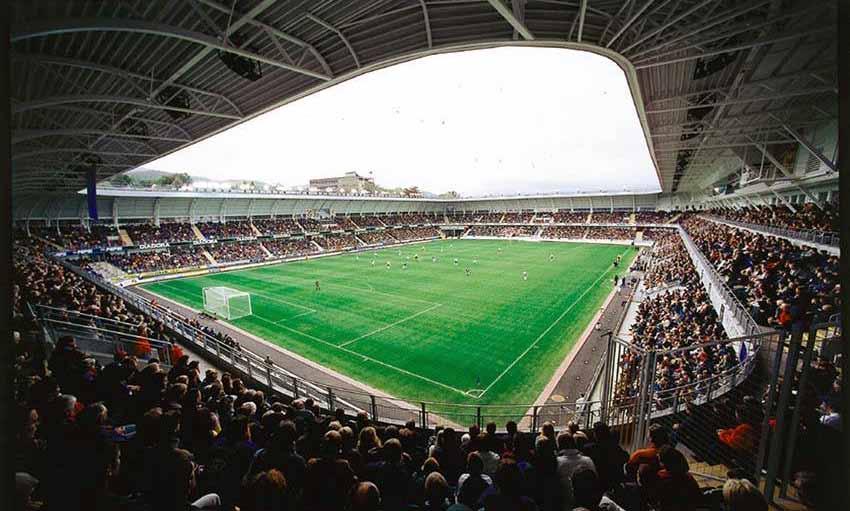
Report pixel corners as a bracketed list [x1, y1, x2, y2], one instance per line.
[201, 249, 217, 265]
[117, 228, 134, 246]
[191, 224, 205, 240]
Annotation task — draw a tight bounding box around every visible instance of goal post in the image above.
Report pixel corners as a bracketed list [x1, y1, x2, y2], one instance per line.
[202, 287, 252, 320]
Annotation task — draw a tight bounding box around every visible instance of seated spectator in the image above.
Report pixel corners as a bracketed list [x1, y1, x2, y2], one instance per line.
[571, 467, 626, 511]
[365, 438, 412, 510]
[432, 427, 465, 485]
[582, 422, 628, 493]
[150, 448, 221, 511]
[556, 431, 596, 509]
[481, 458, 538, 511]
[350, 481, 381, 511]
[722, 478, 767, 511]
[625, 424, 669, 479]
[241, 469, 288, 511]
[457, 452, 493, 509]
[642, 446, 701, 511]
[423, 472, 452, 511]
[303, 431, 356, 511]
[246, 420, 305, 504]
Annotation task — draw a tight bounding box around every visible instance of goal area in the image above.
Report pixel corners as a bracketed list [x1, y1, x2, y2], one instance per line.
[203, 287, 252, 320]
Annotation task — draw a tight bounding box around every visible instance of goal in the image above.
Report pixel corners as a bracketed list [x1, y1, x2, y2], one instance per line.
[203, 287, 252, 320]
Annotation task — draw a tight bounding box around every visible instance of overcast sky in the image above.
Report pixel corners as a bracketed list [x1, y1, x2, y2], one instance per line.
[144, 47, 660, 196]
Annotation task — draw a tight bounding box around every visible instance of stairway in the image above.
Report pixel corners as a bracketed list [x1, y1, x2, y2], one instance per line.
[629, 213, 636, 225]
[201, 249, 217, 265]
[585, 212, 593, 223]
[191, 224, 205, 240]
[258, 243, 272, 258]
[667, 213, 682, 224]
[635, 230, 644, 242]
[117, 228, 134, 246]
[88, 261, 128, 280]
[311, 240, 325, 252]
[250, 222, 262, 236]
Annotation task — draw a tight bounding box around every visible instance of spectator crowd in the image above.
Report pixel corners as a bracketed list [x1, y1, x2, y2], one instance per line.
[708, 202, 839, 232]
[681, 216, 840, 329]
[126, 222, 198, 245]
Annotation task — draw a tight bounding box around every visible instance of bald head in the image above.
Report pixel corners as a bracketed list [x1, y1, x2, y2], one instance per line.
[350, 482, 380, 511]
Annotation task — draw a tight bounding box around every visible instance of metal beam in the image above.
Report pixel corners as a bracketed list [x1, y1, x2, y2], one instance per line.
[305, 14, 361, 68]
[418, 0, 433, 48]
[12, 94, 242, 120]
[635, 27, 832, 69]
[629, 0, 772, 60]
[12, 128, 191, 145]
[606, 0, 657, 48]
[12, 52, 244, 117]
[645, 86, 835, 114]
[12, 148, 155, 161]
[11, 17, 331, 81]
[194, 0, 333, 78]
[486, 0, 535, 40]
[511, 0, 526, 41]
[576, 0, 588, 42]
[767, 187, 797, 213]
[771, 115, 837, 173]
[647, 66, 835, 106]
[656, 141, 795, 152]
[632, 2, 826, 62]
[621, 0, 718, 55]
[748, 137, 822, 208]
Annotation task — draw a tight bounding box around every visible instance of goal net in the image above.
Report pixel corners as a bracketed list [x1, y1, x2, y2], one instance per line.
[202, 287, 252, 320]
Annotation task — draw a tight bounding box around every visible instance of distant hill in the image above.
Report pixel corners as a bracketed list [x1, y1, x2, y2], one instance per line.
[125, 168, 174, 180]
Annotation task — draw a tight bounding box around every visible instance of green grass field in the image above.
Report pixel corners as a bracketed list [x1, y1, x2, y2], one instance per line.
[141, 239, 636, 409]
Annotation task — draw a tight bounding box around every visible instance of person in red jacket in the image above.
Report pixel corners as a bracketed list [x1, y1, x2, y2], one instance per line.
[644, 446, 702, 511]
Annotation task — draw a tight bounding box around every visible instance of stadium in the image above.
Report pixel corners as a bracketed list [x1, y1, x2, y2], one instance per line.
[5, 2, 847, 511]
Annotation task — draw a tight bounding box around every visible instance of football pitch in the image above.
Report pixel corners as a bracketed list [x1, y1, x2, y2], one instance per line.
[141, 239, 637, 408]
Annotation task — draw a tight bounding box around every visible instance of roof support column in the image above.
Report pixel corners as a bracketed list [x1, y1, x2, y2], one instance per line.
[768, 187, 797, 214]
[486, 0, 535, 40]
[774, 119, 838, 173]
[748, 137, 822, 209]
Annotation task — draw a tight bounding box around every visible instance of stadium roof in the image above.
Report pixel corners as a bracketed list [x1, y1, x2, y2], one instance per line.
[10, 0, 837, 196]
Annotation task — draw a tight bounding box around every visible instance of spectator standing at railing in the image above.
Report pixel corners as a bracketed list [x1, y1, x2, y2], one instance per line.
[555, 431, 595, 510]
[625, 424, 670, 478]
[582, 422, 628, 493]
[134, 324, 153, 359]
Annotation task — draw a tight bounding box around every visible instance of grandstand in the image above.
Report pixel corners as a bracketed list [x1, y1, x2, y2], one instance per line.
[6, 2, 846, 511]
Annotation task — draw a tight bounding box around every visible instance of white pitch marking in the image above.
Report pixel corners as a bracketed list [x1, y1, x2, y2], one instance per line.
[253, 311, 469, 397]
[478, 248, 630, 398]
[339, 303, 443, 348]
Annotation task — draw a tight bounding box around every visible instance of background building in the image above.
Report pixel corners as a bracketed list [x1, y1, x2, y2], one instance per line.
[309, 171, 376, 193]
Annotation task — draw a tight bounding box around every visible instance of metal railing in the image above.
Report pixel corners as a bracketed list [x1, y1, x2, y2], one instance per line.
[42, 242, 767, 434]
[702, 215, 840, 248]
[677, 225, 766, 338]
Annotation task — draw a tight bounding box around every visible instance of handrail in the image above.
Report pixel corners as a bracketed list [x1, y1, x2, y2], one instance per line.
[701, 214, 840, 248]
[676, 225, 766, 338]
[41, 240, 767, 430]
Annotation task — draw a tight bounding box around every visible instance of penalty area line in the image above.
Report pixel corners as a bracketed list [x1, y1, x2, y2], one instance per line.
[253, 311, 469, 398]
[338, 303, 443, 348]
